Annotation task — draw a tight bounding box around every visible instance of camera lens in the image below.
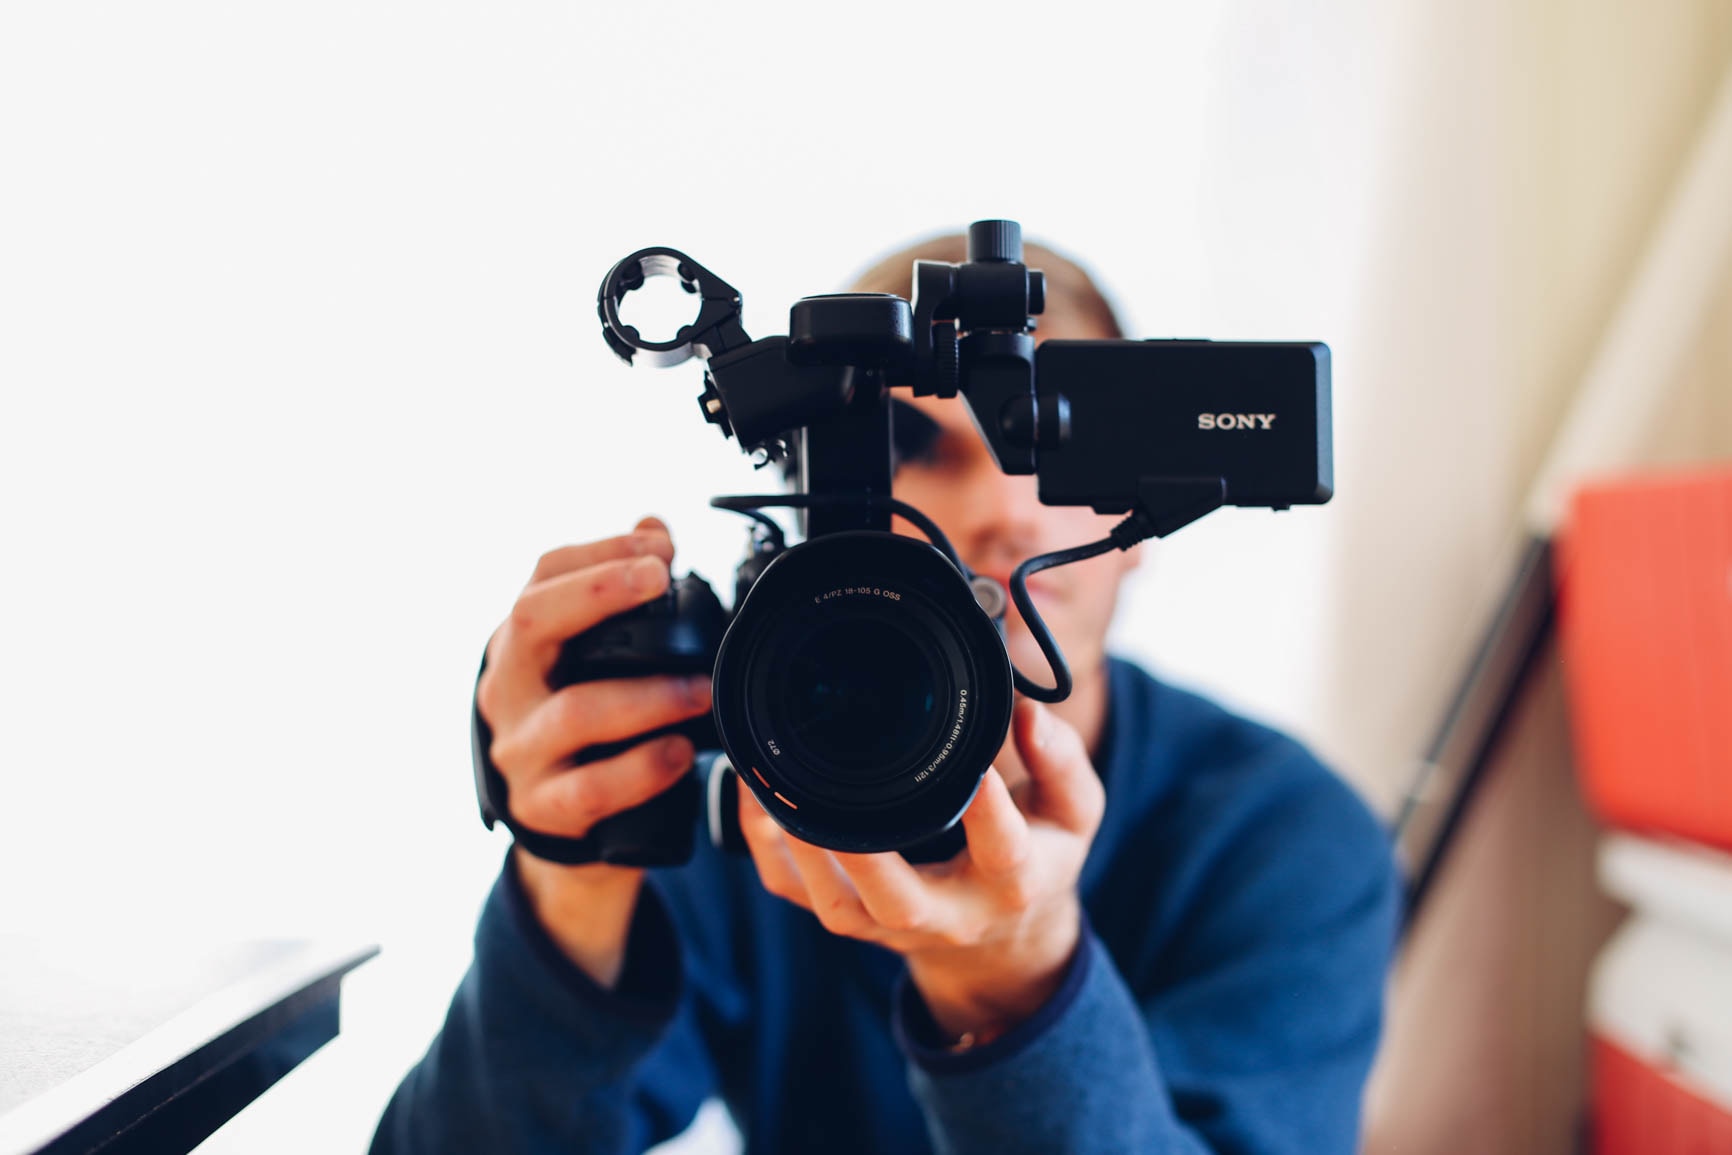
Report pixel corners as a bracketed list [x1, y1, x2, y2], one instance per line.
[712, 531, 1013, 854]
[778, 616, 945, 786]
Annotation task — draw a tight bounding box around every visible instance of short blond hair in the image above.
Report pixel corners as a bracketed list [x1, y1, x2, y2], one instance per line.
[848, 233, 1124, 339]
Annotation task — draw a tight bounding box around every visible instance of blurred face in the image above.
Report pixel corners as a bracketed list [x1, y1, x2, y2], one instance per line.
[889, 309, 1142, 706]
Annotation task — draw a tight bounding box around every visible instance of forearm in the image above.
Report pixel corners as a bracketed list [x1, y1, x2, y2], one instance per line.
[904, 894, 1081, 1045]
[371, 858, 688, 1155]
[514, 850, 644, 989]
[898, 921, 1209, 1155]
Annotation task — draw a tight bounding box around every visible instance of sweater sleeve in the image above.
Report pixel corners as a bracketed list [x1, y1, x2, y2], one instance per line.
[893, 769, 1401, 1155]
[369, 855, 718, 1155]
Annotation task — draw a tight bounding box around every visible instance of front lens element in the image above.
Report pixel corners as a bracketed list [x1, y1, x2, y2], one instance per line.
[780, 617, 942, 785]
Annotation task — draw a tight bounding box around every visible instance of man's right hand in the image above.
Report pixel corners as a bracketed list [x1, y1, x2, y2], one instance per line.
[476, 515, 712, 988]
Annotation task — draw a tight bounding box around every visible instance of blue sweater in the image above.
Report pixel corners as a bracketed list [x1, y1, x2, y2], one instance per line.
[374, 657, 1399, 1154]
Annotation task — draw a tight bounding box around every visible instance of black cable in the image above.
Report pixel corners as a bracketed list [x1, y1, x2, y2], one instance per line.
[721, 505, 786, 549]
[710, 496, 1159, 705]
[709, 493, 968, 576]
[1009, 540, 1112, 702]
[1010, 511, 1160, 703]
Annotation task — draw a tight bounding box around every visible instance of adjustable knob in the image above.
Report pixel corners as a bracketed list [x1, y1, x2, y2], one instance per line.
[999, 391, 1070, 451]
[968, 220, 1023, 263]
[931, 321, 959, 398]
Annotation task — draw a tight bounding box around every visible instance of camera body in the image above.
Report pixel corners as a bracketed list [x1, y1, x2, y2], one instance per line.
[473, 220, 1333, 867]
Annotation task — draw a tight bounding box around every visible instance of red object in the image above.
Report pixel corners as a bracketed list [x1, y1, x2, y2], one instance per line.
[1591, 1034, 1732, 1153]
[1557, 466, 1732, 851]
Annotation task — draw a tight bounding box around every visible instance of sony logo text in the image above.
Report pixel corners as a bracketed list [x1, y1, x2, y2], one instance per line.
[1197, 413, 1277, 430]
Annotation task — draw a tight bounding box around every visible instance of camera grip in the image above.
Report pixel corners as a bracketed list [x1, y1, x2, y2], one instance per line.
[470, 660, 713, 867]
[471, 573, 727, 867]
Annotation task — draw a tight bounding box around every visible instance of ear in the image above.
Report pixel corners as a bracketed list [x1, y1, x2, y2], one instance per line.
[1117, 541, 1147, 576]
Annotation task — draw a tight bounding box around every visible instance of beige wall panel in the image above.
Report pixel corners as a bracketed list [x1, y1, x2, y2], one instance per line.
[1328, 0, 1732, 809]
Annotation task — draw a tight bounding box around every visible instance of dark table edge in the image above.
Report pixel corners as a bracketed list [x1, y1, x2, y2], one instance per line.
[0, 942, 379, 1155]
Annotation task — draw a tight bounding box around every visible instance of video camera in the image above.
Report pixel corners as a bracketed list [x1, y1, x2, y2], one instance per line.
[473, 220, 1332, 866]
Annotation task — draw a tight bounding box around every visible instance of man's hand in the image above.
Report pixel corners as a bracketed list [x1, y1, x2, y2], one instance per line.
[737, 697, 1106, 1044]
[480, 515, 711, 989]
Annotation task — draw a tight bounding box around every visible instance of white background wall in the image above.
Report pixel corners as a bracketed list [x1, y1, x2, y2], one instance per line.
[2, 2, 1728, 1152]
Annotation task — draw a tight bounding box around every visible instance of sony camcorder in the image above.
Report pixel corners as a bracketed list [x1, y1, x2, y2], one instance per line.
[473, 220, 1332, 866]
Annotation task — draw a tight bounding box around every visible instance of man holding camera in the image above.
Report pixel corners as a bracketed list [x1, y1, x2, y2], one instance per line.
[372, 237, 1399, 1154]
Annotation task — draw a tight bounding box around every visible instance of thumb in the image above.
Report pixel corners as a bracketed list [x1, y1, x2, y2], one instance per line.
[1012, 698, 1103, 836]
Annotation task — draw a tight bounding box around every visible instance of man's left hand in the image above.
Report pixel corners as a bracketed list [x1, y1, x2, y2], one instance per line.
[737, 697, 1106, 1044]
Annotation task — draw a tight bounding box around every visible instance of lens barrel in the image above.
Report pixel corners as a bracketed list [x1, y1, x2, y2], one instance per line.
[712, 531, 1012, 853]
